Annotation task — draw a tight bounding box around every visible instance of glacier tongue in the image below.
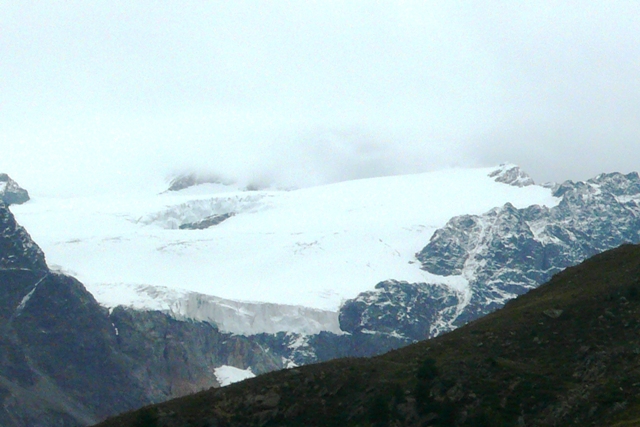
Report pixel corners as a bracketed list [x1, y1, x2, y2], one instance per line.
[87, 282, 341, 335]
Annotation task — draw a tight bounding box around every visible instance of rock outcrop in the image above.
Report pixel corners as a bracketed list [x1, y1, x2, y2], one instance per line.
[109, 308, 283, 397]
[488, 163, 535, 187]
[0, 174, 29, 206]
[179, 212, 235, 229]
[339, 280, 463, 340]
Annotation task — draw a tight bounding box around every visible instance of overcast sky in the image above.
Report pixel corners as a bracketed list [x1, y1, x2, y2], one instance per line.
[1, 1, 639, 196]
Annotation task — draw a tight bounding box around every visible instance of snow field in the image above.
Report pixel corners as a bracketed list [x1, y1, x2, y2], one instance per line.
[11, 166, 559, 334]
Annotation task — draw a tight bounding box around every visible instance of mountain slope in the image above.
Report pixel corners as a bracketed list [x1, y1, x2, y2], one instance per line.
[0, 200, 310, 425]
[345, 171, 640, 341]
[0, 202, 147, 426]
[95, 243, 640, 427]
[11, 166, 640, 383]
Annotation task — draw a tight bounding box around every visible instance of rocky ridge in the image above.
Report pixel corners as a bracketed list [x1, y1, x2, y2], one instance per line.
[340, 171, 640, 342]
[487, 162, 536, 187]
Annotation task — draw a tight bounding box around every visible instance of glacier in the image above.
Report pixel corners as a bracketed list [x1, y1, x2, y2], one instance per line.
[10, 164, 559, 335]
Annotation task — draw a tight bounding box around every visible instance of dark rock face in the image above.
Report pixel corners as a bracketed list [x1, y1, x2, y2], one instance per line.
[167, 174, 203, 191]
[7, 273, 148, 422]
[250, 329, 409, 369]
[341, 171, 640, 342]
[179, 212, 234, 229]
[0, 174, 30, 206]
[108, 310, 409, 399]
[0, 203, 150, 426]
[109, 307, 283, 399]
[339, 280, 462, 339]
[0, 206, 46, 272]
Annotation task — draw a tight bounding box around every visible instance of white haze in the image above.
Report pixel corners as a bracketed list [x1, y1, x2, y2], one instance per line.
[1, 1, 640, 196]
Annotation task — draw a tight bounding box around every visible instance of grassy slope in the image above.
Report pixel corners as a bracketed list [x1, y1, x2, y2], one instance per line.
[96, 244, 640, 427]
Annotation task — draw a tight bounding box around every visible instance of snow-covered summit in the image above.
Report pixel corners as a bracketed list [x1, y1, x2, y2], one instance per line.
[10, 165, 558, 335]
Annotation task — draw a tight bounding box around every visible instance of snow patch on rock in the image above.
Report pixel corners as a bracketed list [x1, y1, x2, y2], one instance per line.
[214, 365, 255, 387]
[489, 163, 535, 187]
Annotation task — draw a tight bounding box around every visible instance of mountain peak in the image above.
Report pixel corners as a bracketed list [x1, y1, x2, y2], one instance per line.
[0, 173, 30, 206]
[488, 163, 535, 187]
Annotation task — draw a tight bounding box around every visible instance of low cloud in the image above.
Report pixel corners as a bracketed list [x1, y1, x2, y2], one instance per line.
[2, 2, 640, 195]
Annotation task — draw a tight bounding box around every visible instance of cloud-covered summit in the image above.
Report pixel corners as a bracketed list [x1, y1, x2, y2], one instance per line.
[2, 2, 639, 196]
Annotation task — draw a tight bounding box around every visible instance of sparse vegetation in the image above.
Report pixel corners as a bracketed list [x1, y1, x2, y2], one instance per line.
[133, 408, 158, 427]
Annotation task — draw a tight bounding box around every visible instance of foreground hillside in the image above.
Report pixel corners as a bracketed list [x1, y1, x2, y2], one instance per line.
[98, 243, 640, 426]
